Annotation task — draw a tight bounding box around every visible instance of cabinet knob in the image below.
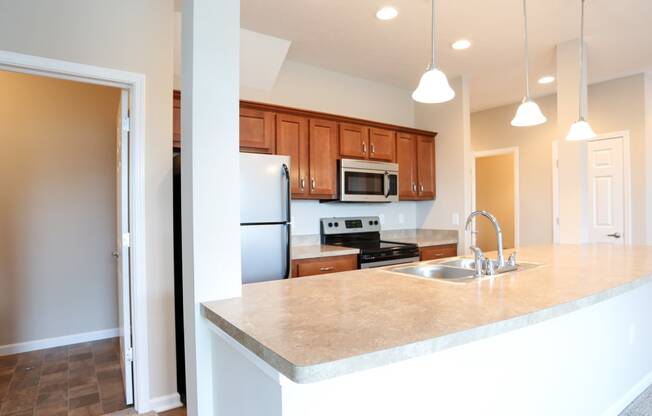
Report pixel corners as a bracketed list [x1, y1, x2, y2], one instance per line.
[420, 184, 424, 192]
[362, 142, 367, 154]
[412, 183, 417, 193]
[311, 178, 316, 191]
[371, 143, 375, 154]
[300, 178, 305, 190]
[319, 266, 335, 272]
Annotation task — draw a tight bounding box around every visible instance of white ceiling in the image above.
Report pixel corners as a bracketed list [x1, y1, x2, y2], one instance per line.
[178, 0, 652, 112]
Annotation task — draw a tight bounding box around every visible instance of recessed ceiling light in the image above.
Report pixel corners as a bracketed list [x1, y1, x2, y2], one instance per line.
[538, 76, 556, 84]
[451, 39, 472, 50]
[376, 6, 398, 20]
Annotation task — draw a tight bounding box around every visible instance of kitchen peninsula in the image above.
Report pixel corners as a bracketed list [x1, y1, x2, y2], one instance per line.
[202, 245, 652, 416]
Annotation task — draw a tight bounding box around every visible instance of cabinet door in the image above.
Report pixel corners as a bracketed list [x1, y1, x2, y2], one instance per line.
[240, 107, 276, 154]
[173, 90, 181, 149]
[369, 128, 396, 162]
[309, 119, 338, 199]
[417, 135, 436, 199]
[276, 114, 309, 197]
[396, 132, 418, 200]
[339, 123, 368, 159]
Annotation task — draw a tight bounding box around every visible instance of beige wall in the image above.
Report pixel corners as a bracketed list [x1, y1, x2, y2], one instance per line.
[0, 0, 176, 401]
[0, 71, 120, 345]
[474, 154, 515, 251]
[471, 74, 648, 246]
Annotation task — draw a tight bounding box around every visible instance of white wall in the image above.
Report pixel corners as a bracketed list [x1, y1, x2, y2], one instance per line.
[415, 77, 472, 253]
[0, 0, 177, 403]
[0, 71, 120, 346]
[242, 59, 419, 235]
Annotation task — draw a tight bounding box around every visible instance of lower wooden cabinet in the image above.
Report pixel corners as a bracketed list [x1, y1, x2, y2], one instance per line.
[292, 255, 358, 278]
[419, 244, 458, 261]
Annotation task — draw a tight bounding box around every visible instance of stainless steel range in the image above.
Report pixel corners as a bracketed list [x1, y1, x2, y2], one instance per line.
[320, 216, 420, 268]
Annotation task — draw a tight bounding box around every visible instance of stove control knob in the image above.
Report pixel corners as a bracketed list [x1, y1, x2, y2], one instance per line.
[334, 222, 339, 227]
[374, 220, 379, 225]
[328, 222, 333, 228]
[369, 220, 373, 225]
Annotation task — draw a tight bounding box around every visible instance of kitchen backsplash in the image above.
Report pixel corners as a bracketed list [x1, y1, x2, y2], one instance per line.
[291, 200, 417, 235]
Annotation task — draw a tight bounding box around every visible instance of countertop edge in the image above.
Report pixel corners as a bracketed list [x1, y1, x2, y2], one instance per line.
[202, 271, 652, 384]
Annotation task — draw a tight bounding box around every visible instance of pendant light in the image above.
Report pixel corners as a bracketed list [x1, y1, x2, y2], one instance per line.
[566, 0, 596, 141]
[511, 0, 547, 127]
[412, 0, 455, 104]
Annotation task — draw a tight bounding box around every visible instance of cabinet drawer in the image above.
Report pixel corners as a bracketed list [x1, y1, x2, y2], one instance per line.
[293, 255, 358, 277]
[420, 244, 457, 261]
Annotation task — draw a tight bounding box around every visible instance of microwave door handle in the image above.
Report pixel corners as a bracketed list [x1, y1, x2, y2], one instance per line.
[282, 164, 291, 222]
[384, 171, 390, 198]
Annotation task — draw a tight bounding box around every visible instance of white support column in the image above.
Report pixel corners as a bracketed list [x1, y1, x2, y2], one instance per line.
[181, 0, 242, 415]
[556, 39, 589, 243]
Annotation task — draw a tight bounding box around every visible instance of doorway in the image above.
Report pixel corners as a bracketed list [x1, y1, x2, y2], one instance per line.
[471, 148, 519, 252]
[0, 55, 143, 413]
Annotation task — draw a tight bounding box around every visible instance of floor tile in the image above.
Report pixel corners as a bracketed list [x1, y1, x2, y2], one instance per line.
[68, 393, 99, 410]
[67, 403, 102, 416]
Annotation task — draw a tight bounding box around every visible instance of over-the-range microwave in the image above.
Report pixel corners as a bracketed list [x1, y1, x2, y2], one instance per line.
[339, 159, 399, 202]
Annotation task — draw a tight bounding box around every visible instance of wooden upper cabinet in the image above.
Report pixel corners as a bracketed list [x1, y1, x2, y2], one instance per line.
[309, 119, 338, 198]
[276, 114, 309, 198]
[339, 123, 369, 159]
[369, 128, 396, 162]
[173, 90, 181, 149]
[417, 135, 436, 199]
[240, 108, 276, 154]
[396, 132, 418, 200]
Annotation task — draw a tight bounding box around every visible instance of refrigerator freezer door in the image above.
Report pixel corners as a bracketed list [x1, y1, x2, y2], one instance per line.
[241, 223, 291, 284]
[240, 153, 291, 224]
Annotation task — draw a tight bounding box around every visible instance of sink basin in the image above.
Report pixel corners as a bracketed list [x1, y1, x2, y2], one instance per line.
[391, 264, 477, 282]
[391, 257, 541, 282]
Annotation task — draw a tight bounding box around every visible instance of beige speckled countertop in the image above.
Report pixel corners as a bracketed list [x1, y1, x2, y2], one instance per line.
[291, 244, 359, 260]
[201, 245, 652, 384]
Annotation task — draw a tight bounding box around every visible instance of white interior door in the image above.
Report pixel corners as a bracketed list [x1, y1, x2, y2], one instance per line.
[115, 89, 134, 405]
[587, 138, 624, 244]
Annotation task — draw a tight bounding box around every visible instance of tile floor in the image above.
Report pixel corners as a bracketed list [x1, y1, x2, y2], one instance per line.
[0, 338, 127, 416]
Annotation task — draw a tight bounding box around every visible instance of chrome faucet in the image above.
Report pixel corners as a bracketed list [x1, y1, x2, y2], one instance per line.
[465, 210, 515, 275]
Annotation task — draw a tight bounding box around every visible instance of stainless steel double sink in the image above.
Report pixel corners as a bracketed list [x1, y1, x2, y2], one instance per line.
[391, 257, 540, 282]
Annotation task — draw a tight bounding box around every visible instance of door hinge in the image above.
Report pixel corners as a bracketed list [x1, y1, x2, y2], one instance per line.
[122, 232, 131, 248]
[555, 159, 559, 168]
[123, 117, 131, 132]
[556, 217, 560, 225]
[126, 347, 134, 362]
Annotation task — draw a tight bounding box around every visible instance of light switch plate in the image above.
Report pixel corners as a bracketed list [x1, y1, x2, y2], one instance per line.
[452, 213, 460, 226]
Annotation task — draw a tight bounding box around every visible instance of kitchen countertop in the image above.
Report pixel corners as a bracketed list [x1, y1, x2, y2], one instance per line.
[291, 244, 359, 260]
[202, 245, 652, 384]
[290, 228, 458, 260]
[381, 229, 458, 247]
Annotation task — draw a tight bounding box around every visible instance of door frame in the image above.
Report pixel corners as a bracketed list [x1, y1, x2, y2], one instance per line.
[471, 147, 520, 249]
[552, 131, 632, 245]
[0, 50, 150, 412]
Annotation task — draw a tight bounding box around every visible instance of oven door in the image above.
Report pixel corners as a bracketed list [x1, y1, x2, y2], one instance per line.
[340, 167, 398, 202]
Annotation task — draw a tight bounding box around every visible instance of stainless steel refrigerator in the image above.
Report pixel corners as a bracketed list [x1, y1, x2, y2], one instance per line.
[240, 153, 292, 284]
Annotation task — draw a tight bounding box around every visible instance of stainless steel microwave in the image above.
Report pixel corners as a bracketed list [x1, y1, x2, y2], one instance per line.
[339, 159, 399, 202]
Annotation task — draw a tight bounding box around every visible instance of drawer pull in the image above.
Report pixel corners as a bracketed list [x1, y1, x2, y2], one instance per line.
[319, 266, 335, 272]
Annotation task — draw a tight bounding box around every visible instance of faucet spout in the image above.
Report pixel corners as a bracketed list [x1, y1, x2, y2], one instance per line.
[465, 210, 505, 268]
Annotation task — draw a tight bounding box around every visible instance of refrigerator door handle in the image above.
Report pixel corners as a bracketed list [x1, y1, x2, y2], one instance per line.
[285, 223, 292, 279]
[282, 163, 291, 222]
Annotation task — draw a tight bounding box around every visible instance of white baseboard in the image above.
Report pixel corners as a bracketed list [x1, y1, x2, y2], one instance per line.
[149, 393, 183, 413]
[602, 369, 652, 416]
[0, 328, 119, 356]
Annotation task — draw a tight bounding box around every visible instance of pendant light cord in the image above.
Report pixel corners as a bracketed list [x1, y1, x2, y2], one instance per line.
[578, 0, 586, 120]
[522, 0, 531, 99]
[430, 0, 437, 68]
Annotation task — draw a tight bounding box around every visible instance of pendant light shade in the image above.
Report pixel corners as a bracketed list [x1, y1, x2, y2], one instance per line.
[566, 118, 597, 141]
[511, 0, 547, 127]
[511, 98, 547, 127]
[412, 0, 455, 104]
[412, 66, 455, 104]
[566, 0, 596, 141]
